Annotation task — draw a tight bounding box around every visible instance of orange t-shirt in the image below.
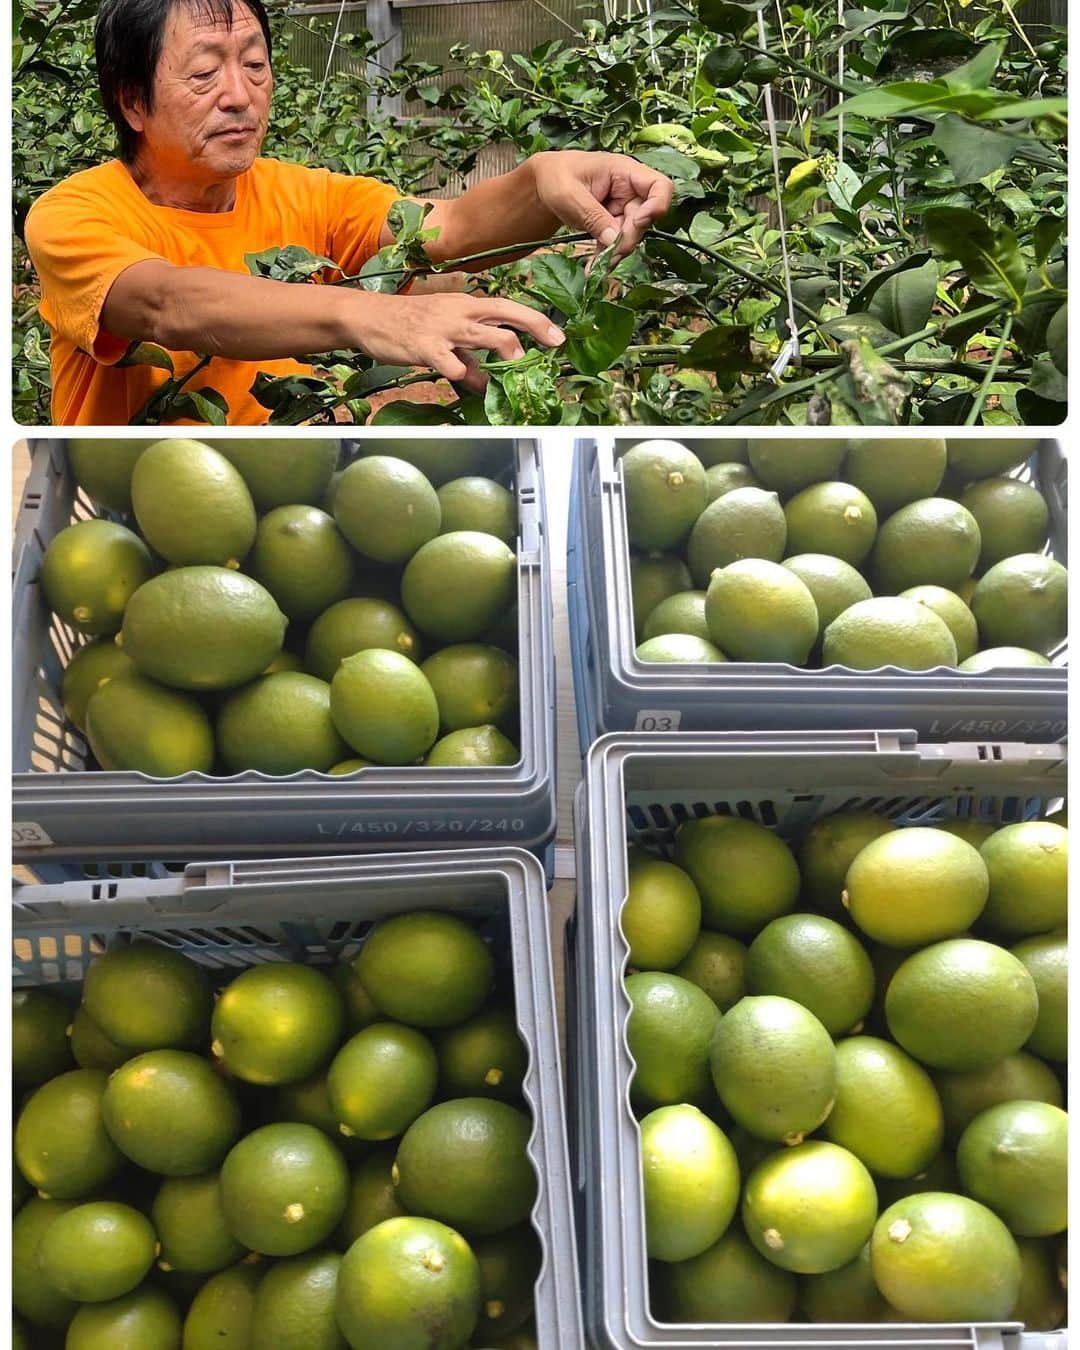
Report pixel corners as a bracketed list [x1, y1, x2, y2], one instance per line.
[25, 157, 401, 426]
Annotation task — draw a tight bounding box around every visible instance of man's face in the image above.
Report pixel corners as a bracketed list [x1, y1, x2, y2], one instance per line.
[124, 3, 272, 182]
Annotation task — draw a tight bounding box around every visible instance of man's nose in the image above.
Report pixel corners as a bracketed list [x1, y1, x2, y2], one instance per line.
[216, 58, 252, 110]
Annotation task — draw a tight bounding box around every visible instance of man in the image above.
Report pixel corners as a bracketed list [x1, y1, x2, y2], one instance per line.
[26, 0, 674, 425]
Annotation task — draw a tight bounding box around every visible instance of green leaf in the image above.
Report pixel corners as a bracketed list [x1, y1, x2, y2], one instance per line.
[976, 97, 1068, 122]
[942, 41, 1003, 93]
[932, 115, 1021, 185]
[244, 244, 338, 282]
[866, 258, 938, 337]
[696, 0, 769, 36]
[679, 324, 754, 374]
[370, 400, 462, 425]
[565, 300, 635, 377]
[623, 280, 707, 310]
[924, 207, 1025, 308]
[1033, 217, 1065, 266]
[633, 146, 701, 181]
[525, 252, 585, 316]
[833, 338, 912, 425]
[847, 252, 934, 314]
[821, 314, 898, 347]
[851, 170, 892, 209]
[482, 350, 563, 424]
[118, 342, 174, 373]
[688, 212, 733, 250]
[166, 388, 229, 426]
[877, 28, 978, 78]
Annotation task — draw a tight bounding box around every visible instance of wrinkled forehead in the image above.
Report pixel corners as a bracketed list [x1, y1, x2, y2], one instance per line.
[160, 0, 267, 59]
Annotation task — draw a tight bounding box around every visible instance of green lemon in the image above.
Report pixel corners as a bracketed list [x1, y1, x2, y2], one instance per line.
[842, 826, 989, 948]
[421, 643, 517, 732]
[61, 638, 137, 732]
[705, 558, 818, 664]
[250, 505, 354, 621]
[636, 634, 725, 662]
[437, 476, 517, 543]
[783, 480, 878, 565]
[956, 1100, 1067, 1237]
[103, 1049, 242, 1175]
[1011, 1237, 1067, 1331]
[250, 1249, 347, 1350]
[333, 455, 441, 564]
[621, 440, 708, 551]
[67, 439, 153, 513]
[330, 648, 439, 764]
[622, 858, 702, 970]
[822, 1037, 943, 1179]
[656, 1223, 797, 1321]
[1012, 931, 1066, 1062]
[212, 963, 345, 1086]
[639, 1104, 740, 1263]
[959, 477, 1050, 572]
[434, 1003, 527, 1103]
[822, 596, 958, 670]
[328, 757, 372, 774]
[797, 810, 893, 916]
[842, 438, 947, 516]
[704, 461, 761, 501]
[936, 817, 997, 848]
[971, 553, 1068, 654]
[12, 988, 73, 1085]
[121, 566, 287, 691]
[152, 1171, 246, 1274]
[264, 649, 306, 675]
[354, 441, 498, 486]
[800, 1242, 894, 1323]
[871, 1192, 1021, 1320]
[220, 1123, 349, 1256]
[626, 971, 721, 1110]
[960, 646, 1053, 671]
[641, 590, 710, 642]
[393, 1098, 537, 1237]
[875, 1150, 959, 1210]
[946, 438, 1040, 482]
[182, 1262, 262, 1349]
[274, 1069, 357, 1144]
[687, 487, 787, 586]
[67, 1286, 182, 1350]
[327, 1024, 437, 1141]
[899, 585, 979, 662]
[742, 1141, 877, 1274]
[15, 1069, 123, 1199]
[426, 725, 518, 766]
[710, 995, 836, 1144]
[401, 531, 516, 643]
[746, 441, 847, 496]
[746, 914, 874, 1034]
[305, 597, 423, 680]
[675, 815, 800, 935]
[85, 673, 214, 776]
[331, 962, 380, 1033]
[13, 1197, 81, 1328]
[630, 554, 693, 637]
[41, 519, 154, 636]
[68, 1006, 130, 1072]
[335, 1216, 481, 1350]
[885, 939, 1039, 1071]
[979, 820, 1067, 936]
[671, 931, 746, 1011]
[216, 438, 339, 509]
[781, 554, 872, 641]
[217, 672, 347, 774]
[38, 1201, 156, 1303]
[357, 912, 494, 1028]
[471, 1224, 541, 1337]
[871, 497, 981, 593]
[83, 942, 212, 1051]
[336, 1146, 407, 1247]
[132, 439, 256, 567]
[935, 1051, 1064, 1145]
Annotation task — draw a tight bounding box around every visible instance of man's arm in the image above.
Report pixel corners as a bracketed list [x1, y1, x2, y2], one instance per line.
[100, 259, 565, 386]
[400, 151, 675, 267]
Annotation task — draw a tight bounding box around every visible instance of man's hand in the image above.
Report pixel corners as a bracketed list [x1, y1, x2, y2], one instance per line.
[529, 151, 675, 260]
[351, 291, 565, 393]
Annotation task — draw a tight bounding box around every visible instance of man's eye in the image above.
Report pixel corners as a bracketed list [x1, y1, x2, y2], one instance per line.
[193, 70, 216, 81]
[245, 61, 267, 72]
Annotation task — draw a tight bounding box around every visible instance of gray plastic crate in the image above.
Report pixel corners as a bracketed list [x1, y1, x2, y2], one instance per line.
[567, 437, 1067, 751]
[13, 438, 555, 874]
[13, 846, 583, 1349]
[570, 729, 1066, 1350]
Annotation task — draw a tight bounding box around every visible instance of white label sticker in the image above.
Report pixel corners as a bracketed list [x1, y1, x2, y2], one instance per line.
[13, 821, 55, 848]
[634, 710, 682, 732]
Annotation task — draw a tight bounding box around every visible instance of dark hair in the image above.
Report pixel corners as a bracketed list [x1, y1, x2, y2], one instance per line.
[95, 0, 273, 161]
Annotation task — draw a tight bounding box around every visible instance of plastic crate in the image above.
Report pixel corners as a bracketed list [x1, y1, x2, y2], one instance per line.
[569, 729, 1066, 1350]
[13, 438, 556, 877]
[13, 846, 583, 1349]
[567, 437, 1068, 752]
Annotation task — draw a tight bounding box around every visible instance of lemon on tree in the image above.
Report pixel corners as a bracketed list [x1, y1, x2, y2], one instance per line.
[842, 826, 988, 948]
[710, 995, 836, 1144]
[639, 1104, 740, 1263]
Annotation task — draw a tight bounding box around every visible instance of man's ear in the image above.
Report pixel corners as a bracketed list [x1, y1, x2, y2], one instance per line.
[119, 91, 146, 135]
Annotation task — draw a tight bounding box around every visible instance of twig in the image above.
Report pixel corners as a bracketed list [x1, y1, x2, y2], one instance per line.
[964, 315, 1016, 425]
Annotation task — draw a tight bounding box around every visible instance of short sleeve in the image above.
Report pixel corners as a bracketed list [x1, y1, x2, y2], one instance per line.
[25, 182, 164, 365]
[324, 173, 403, 277]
